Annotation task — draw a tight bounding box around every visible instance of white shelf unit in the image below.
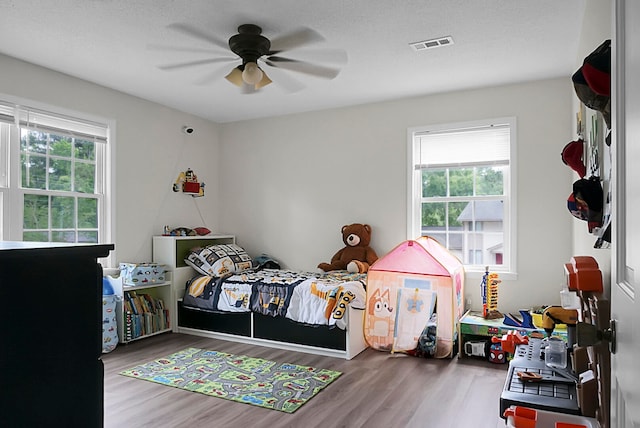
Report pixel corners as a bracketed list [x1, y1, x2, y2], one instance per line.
[152, 234, 236, 330]
[116, 280, 172, 343]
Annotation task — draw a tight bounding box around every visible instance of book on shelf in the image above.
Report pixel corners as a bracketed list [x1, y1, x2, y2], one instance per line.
[130, 291, 146, 314]
[142, 294, 157, 313]
[124, 309, 133, 341]
[125, 292, 139, 315]
[122, 290, 169, 340]
[134, 313, 142, 338]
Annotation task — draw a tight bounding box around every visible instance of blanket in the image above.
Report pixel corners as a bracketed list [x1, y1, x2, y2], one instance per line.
[182, 269, 366, 328]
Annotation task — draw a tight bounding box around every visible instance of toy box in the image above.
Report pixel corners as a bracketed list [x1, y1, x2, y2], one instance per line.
[563, 256, 603, 292]
[119, 263, 166, 285]
[504, 405, 599, 427]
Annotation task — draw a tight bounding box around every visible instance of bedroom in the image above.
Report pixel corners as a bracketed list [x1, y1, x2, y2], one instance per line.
[0, 1, 631, 427]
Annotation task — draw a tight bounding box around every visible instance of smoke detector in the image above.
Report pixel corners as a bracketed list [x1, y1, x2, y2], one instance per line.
[409, 36, 454, 52]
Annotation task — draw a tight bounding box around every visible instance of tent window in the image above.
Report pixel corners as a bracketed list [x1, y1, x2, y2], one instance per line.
[407, 118, 516, 274]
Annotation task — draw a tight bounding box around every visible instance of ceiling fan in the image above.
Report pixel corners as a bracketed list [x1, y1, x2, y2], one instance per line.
[153, 23, 347, 93]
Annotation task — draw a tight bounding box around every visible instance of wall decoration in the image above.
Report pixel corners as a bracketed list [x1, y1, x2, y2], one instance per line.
[173, 168, 205, 197]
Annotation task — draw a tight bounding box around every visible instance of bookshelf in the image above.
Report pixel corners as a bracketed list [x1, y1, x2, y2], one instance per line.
[116, 280, 172, 343]
[152, 234, 236, 330]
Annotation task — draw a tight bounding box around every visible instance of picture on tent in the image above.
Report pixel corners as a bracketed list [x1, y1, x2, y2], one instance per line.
[366, 287, 395, 350]
[392, 286, 437, 352]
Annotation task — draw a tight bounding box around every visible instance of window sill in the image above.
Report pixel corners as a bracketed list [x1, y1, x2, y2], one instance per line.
[464, 269, 518, 281]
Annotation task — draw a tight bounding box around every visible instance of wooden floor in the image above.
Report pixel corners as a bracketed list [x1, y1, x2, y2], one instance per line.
[103, 333, 508, 428]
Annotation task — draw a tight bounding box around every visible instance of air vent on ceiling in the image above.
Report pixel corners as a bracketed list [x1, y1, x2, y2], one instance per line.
[409, 36, 454, 52]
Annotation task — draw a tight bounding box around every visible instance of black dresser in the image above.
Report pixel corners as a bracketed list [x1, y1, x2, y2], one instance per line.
[0, 242, 114, 428]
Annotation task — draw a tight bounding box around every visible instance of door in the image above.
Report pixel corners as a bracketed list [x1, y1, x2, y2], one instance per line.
[611, 1, 640, 426]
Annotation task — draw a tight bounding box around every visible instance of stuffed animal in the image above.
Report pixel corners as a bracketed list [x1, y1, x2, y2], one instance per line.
[318, 223, 378, 273]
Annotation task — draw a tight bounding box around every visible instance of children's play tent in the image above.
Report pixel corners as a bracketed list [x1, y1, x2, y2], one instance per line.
[364, 236, 465, 358]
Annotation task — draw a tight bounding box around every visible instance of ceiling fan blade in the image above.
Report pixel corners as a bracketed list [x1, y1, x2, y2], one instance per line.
[264, 57, 340, 80]
[167, 23, 229, 50]
[258, 65, 306, 93]
[194, 63, 238, 86]
[147, 43, 225, 55]
[158, 57, 236, 71]
[271, 48, 348, 65]
[268, 27, 325, 53]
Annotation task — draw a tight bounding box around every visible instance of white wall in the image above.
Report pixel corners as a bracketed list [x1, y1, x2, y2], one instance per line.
[0, 51, 583, 313]
[0, 53, 222, 265]
[219, 78, 575, 313]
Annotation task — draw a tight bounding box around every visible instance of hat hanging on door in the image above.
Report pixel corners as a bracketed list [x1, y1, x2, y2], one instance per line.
[567, 193, 589, 222]
[572, 40, 611, 128]
[571, 177, 604, 233]
[561, 139, 586, 178]
[572, 68, 611, 128]
[581, 39, 611, 97]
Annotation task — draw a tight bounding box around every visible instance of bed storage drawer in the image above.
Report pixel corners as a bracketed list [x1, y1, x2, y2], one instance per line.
[253, 313, 347, 350]
[178, 301, 251, 336]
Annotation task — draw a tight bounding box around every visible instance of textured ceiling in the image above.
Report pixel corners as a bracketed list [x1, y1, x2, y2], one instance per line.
[0, 0, 586, 123]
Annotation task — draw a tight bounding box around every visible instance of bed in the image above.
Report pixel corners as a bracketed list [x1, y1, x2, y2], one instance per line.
[175, 243, 369, 359]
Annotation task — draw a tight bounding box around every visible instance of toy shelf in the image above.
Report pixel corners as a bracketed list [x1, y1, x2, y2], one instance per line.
[116, 280, 172, 343]
[458, 310, 567, 359]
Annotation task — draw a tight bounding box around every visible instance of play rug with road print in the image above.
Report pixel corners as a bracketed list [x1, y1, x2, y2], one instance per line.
[119, 347, 341, 413]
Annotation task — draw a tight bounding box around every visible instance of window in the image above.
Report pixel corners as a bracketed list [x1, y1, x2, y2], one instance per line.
[408, 118, 516, 274]
[0, 99, 112, 245]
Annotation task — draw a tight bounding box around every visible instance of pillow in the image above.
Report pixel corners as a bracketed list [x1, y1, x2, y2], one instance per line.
[185, 244, 253, 277]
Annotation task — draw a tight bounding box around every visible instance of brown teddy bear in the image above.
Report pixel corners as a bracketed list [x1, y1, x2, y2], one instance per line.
[318, 223, 378, 273]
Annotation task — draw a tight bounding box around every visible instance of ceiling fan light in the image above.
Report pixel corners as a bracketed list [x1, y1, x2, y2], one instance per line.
[241, 62, 263, 85]
[255, 71, 272, 89]
[225, 67, 244, 87]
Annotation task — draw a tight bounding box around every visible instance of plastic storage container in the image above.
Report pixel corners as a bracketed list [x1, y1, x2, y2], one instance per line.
[102, 277, 119, 353]
[119, 262, 166, 285]
[560, 286, 581, 310]
[545, 337, 568, 369]
[504, 406, 600, 428]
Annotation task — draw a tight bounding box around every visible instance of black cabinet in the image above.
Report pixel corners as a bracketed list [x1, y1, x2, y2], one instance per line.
[0, 242, 114, 428]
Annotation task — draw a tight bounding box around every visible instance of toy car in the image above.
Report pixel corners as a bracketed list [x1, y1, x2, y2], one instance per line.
[464, 340, 488, 358]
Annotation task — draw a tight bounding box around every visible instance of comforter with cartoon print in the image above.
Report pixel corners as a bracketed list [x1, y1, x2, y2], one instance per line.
[182, 269, 366, 328]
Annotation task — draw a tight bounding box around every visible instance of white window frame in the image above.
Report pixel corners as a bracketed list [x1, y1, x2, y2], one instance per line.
[0, 95, 115, 265]
[407, 117, 517, 278]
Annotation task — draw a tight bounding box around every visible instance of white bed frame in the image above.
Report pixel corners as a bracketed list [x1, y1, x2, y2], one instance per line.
[177, 304, 368, 360]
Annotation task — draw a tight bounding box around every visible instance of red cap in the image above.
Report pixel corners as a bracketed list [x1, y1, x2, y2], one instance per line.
[561, 139, 586, 178]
